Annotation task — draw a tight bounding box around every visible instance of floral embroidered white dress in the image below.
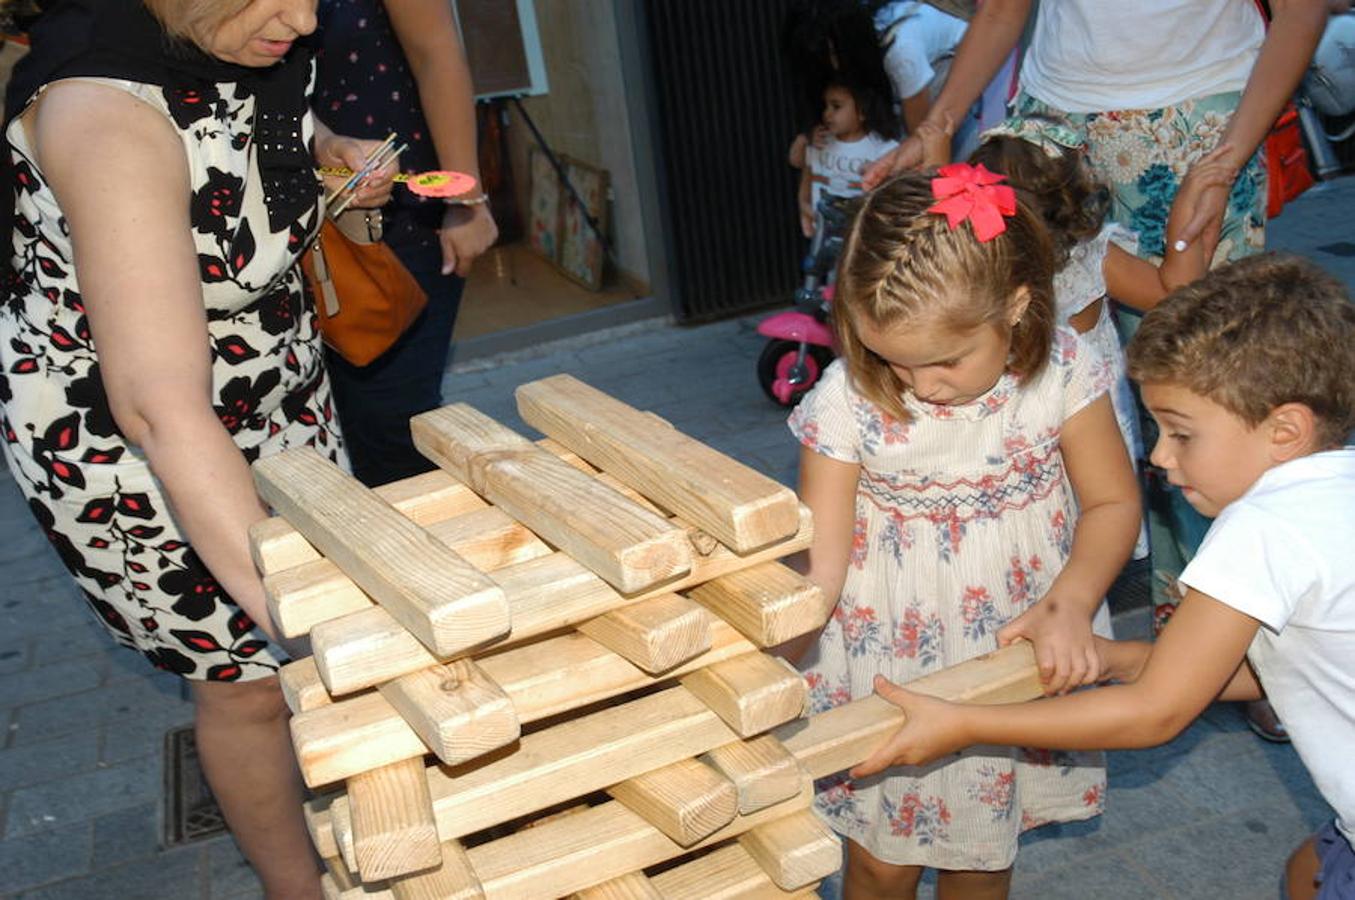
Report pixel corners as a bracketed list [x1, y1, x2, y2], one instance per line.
[1057, 223, 1148, 559]
[789, 328, 1110, 871]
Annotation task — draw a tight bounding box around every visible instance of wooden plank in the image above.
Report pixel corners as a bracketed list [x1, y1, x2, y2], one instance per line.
[424, 687, 739, 841]
[516, 374, 801, 552]
[265, 559, 370, 642]
[464, 780, 814, 900]
[680, 653, 807, 738]
[262, 501, 549, 641]
[290, 623, 756, 786]
[306, 794, 340, 859]
[389, 841, 484, 900]
[577, 593, 712, 674]
[280, 657, 332, 712]
[309, 508, 810, 697]
[332, 794, 358, 874]
[607, 757, 737, 846]
[252, 469, 484, 576]
[650, 841, 822, 900]
[294, 689, 432, 789]
[775, 643, 1042, 779]
[312, 606, 442, 698]
[376, 660, 520, 766]
[311, 552, 620, 696]
[737, 810, 841, 891]
[444, 646, 1040, 899]
[348, 758, 441, 881]
[252, 447, 509, 657]
[411, 403, 692, 593]
[702, 735, 805, 814]
[322, 855, 398, 900]
[686, 562, 828, 648]
[570, 872, 662, 899]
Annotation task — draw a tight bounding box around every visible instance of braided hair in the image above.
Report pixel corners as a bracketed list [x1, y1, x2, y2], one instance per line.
[833, 170, 1057, 422]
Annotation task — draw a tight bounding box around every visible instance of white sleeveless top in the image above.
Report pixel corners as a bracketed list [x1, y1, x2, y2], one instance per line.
[1020, 0, 1265, 112]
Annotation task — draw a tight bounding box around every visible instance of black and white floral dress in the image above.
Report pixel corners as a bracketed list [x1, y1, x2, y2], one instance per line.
[0, 76, 344, 681]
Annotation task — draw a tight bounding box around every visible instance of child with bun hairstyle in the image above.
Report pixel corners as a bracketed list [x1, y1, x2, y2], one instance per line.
[967, 118, 1235, 558]
[788, 165, 1141, 898]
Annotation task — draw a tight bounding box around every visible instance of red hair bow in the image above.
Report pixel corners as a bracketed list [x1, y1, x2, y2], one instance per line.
[927, 163, 1017, 242]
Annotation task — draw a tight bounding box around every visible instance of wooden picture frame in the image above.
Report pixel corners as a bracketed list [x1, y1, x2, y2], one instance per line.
[527, 147, 561, 263]
[556, 156, 610, 291]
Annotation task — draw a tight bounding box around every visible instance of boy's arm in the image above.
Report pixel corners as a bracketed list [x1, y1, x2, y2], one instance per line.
[1097, 636, 1263, 701]
[853, 588, 1261, 775]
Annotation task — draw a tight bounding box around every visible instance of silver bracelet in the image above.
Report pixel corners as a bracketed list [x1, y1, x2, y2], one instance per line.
[443, 194, 490, 206]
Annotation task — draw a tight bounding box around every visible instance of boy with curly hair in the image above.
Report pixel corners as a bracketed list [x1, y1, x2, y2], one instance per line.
[854, 253, 1355, 900]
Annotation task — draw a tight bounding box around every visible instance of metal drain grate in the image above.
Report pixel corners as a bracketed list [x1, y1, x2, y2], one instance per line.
[162, 725, 229, 847]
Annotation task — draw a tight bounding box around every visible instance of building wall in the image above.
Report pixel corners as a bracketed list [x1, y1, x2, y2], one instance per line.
[504, 0, 650, 285]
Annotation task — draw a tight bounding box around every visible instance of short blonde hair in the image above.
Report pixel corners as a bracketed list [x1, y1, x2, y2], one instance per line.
[142, 0, 252, 49]
[833, 170, 1056, 422]
[1128, 253, 1355, 448]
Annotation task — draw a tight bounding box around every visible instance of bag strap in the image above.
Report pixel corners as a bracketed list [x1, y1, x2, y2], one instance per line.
[307, 227, 341, 318]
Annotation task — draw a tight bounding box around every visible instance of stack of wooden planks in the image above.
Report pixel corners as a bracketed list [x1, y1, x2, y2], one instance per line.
[251, 374, 1045, 899]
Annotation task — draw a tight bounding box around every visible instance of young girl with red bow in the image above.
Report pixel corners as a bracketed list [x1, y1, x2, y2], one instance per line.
[788, 165, 1141, 899]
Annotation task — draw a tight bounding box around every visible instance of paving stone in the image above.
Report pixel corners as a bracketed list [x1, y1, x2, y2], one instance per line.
[0, 579, 91, 644]
[1153, 730, 1326, 822]
[1122, 804, 1314, 900]
[15, 843, 203, 900]
[11, 678, 190, 748]
[0, 659, 104, 709]
[0, 638, 29, 677]
[1011, 850, 1168, 900]
[0, 731, 101, 793]
[90, 802, 161, 869]
[29, 622, 115, 668]
[0, 821, 91, 894]
[5, 754, 160, 838]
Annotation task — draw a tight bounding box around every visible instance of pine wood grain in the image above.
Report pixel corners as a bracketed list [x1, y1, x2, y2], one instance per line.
[309, 512, 811, 697]
[388, 841, 484, 900]
[252, 448, 509, 657]
[680, 653, 808, 738]
[686, 562, 829, 648]
[576, 593, 712, 673]
[376, 659, 520, 766]
[422, 687, 738, 841]
[290, 622, 756, 787]
[516, 374, 801, 552]
[702, 735, 806, 814]
[411, 403, 691, 593]
[737, 810, 842, 891]
[607, 757, 738, 846]
[348, 758, 441, 881]
[649, 841, 823, 899]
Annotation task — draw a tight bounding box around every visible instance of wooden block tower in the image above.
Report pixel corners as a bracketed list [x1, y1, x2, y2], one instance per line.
[251, 374, 1044, 899]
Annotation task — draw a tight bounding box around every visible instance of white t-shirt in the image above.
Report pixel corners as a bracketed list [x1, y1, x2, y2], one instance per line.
[806, 133, 900, 211]
[1020, 0, 1265, 113]
[1179, 448, 1355, 845]
[876, 2, 968, 100]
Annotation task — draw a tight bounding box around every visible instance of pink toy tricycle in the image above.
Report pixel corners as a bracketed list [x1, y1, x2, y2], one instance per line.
[756, 195, 856, 405]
